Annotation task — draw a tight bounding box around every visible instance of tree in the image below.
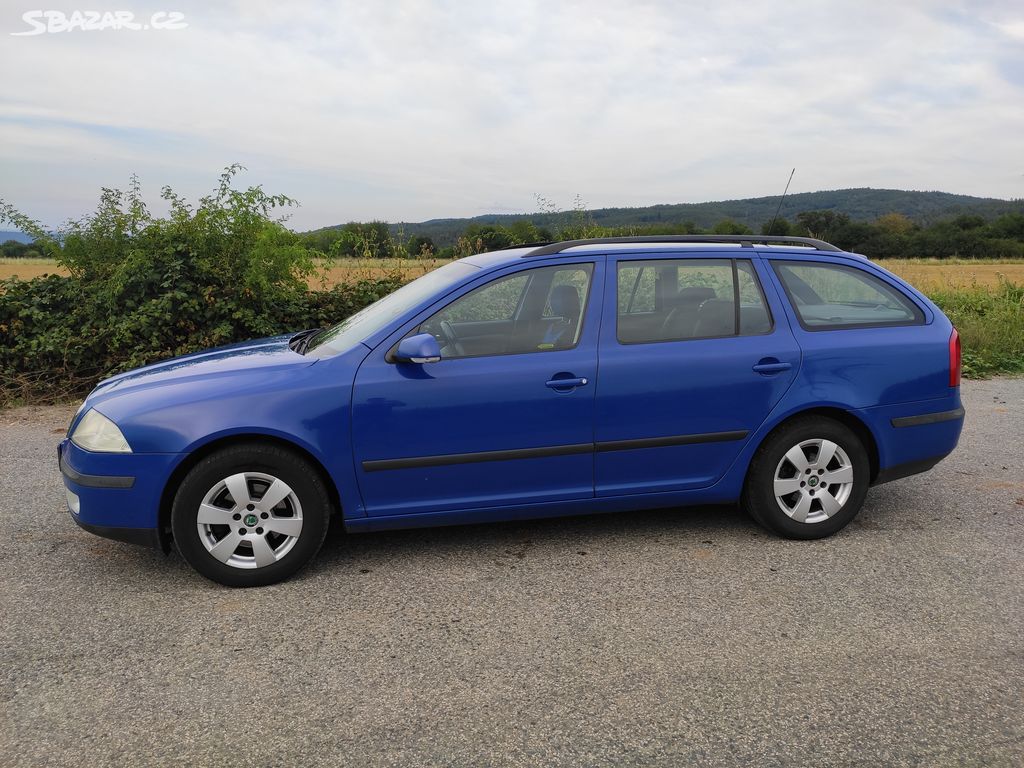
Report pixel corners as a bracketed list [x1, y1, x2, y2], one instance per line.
[1, 239, 44, 258]
[828, 220, 875, 253]
[990, 213, 1024, 240]
[875, 212, 914, 235]
[711, 219, 753, 235]
[761, 218, 792, 236]
[506, 219, 549, 244]
[795, 210, 850, 239]
[406, 234, 435, 257]
[463, 224, 516, 252]
[952, 214, 986, 231]
[335, 221, 392, 258]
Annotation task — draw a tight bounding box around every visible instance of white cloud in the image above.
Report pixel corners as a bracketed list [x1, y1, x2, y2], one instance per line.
[1, 0, 1022, 230]
[993, 18, 1024, 40]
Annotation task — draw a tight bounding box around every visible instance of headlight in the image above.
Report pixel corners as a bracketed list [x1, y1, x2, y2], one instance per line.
[71, 409, 132, 453]
[67, 399, 88, 437]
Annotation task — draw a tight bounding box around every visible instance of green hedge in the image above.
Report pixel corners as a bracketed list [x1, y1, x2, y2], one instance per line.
[929, 280, 1024, 378]
[0, 273, 401, 406]
[0, 168, 402, 406]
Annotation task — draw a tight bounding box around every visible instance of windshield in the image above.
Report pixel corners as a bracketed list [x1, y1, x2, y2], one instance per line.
[306, 261, 479, 356]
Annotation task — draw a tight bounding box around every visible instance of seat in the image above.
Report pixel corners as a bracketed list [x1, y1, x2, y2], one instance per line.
[740, 304, 771, 334]
[693, 298, 736, 338]
[541, 284, 582, 348]
[660, 286, 716, 340]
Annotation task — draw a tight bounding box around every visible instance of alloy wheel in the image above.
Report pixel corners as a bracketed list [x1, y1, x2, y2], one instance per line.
[772, 439, 854, 524]
[195, 471, 303, 569]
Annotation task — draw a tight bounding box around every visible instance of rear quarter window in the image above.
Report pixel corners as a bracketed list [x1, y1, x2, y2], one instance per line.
[773, 261, 924, 330]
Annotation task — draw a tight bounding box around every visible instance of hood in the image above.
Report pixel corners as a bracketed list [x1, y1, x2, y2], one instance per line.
[68, 335, 374, 454]
[90, 334, 315, 400]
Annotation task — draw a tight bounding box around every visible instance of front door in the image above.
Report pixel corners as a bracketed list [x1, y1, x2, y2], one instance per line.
[595, 253, 800, 496]
[351, 258, 604, 517]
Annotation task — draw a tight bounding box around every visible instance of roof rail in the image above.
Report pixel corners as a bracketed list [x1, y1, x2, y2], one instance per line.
[492, 240, 553, 251]
[524, 234, 842, 257]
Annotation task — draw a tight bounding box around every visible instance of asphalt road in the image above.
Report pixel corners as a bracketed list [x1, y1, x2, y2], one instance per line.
[2, 380, 1023, 767]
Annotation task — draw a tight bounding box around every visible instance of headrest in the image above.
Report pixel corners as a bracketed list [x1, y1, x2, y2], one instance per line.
[675, 286, 716, 304]
[550, 284, 581, 317]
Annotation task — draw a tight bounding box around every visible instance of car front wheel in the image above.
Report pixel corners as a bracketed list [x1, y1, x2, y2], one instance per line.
[171, 443, 332, 587]
[742, 416, 870, 539]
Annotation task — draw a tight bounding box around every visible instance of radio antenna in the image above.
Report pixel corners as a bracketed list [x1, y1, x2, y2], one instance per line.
[768, 168, 795, 235]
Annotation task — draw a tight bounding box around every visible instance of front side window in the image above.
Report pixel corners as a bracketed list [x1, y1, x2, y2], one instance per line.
[773, 261, 923, 329]
[418, 263, 594, 358]
[617, 258, 771, 343]
[308, 261, 479, 356]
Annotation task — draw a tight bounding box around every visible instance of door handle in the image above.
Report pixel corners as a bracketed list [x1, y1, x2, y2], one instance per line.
[546, 377, 588, 389]
[752, 360, 792, 375]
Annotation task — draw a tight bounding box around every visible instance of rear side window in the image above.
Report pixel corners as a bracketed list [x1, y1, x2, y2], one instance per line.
[618, 263, 656, 314]
[617, 258, 771, 343]
[773, 261, 924, 330]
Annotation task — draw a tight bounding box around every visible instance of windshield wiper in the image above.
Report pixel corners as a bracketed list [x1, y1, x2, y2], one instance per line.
[289, 328, 323, 355]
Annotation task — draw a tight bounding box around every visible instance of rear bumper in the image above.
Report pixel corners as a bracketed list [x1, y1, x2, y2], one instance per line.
[857, 396, 965, 485]
[890, 406, 965, 429]
[872, 455, 945, 485]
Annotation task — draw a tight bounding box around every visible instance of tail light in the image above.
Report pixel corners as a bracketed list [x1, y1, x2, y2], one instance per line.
[949, 328, 961, 387]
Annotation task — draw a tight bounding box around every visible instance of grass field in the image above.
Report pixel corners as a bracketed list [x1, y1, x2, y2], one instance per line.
[309, 257, 450, 286]
[0, 258, 64, 281]
[0, 257, 450, 286]
[875, 259, 1024, 290]
[4, 256, 1024, 291]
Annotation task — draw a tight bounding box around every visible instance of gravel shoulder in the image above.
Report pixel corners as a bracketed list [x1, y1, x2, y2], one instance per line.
[1, 381, 1022, 767]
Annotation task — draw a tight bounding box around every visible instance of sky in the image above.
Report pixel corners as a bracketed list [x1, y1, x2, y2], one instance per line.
[1, 0, 1023, 231]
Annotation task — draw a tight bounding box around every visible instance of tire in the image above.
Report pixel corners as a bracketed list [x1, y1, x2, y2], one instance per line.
[742, 416, 869, 539]
[171, 443, 332, 587]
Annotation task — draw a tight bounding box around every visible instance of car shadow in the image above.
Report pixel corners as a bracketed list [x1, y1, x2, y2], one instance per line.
[314, 502, 759, 567]
[86, 488, 911, 587]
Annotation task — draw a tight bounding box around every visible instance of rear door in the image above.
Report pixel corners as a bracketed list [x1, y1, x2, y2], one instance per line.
[595, 252, 800, 496]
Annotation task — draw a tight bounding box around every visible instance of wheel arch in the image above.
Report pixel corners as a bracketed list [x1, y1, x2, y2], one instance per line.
[746, 406, 880, 486]
[157, 433, 343, 553]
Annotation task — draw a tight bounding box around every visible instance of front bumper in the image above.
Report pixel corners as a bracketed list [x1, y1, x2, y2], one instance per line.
[69, 514, 163, 548]
[59, 438, 179, 548]
[59, 453, 135, 488]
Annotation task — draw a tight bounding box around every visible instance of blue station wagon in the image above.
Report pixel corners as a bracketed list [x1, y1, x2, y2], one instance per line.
[60, 236, 965, 586]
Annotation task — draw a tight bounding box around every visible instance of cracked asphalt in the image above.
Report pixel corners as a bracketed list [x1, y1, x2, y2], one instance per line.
[1, 379, 1022, 767]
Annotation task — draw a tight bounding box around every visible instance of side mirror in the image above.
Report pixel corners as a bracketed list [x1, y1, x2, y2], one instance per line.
[394, 333, 442, 364]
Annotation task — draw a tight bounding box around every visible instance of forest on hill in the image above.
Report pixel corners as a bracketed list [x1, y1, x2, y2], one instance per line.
[376, 188, 1022, 247]
[5, 187, 1023, 262]
[298, 188, 1024, 261]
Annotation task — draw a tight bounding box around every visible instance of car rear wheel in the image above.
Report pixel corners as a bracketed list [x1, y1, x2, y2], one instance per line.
[742, 416, 869, 539]
[171, 443, 331, 587]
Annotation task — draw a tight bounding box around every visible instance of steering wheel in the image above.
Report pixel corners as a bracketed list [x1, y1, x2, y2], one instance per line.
[439, 320, 466, 357]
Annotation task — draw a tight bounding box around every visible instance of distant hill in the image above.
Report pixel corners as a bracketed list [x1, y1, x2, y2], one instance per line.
[0, 230, 35, 244]
[341, 188, 1021, 247]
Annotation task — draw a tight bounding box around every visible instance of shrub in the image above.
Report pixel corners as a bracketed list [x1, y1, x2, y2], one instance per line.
[0, 168, 402, 406]
[929, 279, 1024, 378]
